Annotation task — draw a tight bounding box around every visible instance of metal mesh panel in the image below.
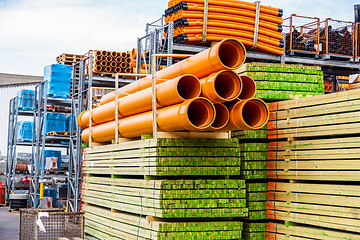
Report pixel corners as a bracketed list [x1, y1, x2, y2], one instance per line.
[320, 18, 354, 57]
[20, 209, 83, 240]
[355, 23, 360, 58]
[284, 14, 320, 54]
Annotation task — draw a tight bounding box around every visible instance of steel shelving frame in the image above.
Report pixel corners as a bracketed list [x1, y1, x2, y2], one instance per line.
[5, 97, 35, 204]
[30, 81, 72, 208]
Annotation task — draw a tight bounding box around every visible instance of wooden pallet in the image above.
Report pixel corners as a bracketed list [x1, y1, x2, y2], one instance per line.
[47, 131, 70, 136]
[44, 169, 66, 175]
[267, 182, 360, 233]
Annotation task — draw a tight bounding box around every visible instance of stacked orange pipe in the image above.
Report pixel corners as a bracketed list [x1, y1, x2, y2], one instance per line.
[99, 38, 246, 105]
[78, 38, 269, 143]
[164, 0, 284, 55]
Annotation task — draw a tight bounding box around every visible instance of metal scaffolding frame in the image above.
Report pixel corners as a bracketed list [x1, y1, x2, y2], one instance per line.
[5, 97, 35, 204]
[30, 81, 72, 208]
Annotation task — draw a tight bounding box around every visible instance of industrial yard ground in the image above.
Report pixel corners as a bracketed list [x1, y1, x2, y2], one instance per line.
[0, 207, 19, 240]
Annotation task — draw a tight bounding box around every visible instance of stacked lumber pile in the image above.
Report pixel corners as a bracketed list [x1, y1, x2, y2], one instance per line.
[232, 62, 325, 239]
[82, 138, 248, 239]
[56, 53, 82, 66]
[266, 88, 360, 237]
[236, 62, 324, 101]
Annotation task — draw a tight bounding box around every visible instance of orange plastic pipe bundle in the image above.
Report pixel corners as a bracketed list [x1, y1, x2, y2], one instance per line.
[81, 97, 216, 142]
[99, 38, 246, 105]
[164, 0, 284, 55]
[78, 38, 270, 143]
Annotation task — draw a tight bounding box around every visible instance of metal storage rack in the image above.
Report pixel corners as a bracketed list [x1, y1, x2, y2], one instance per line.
[5, 97, 35, 204]
[135, 18, 360, 91]
[67, 55, 133, 212]
[30, 81, 72, 208]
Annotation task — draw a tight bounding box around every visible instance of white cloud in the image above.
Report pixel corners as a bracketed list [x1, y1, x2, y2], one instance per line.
[0, 0, 358, 75]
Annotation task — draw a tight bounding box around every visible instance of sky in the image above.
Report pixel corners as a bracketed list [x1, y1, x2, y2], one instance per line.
[0, 0, 359, 76]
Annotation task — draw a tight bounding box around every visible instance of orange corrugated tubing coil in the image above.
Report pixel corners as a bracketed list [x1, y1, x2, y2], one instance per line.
[164, 0, 284, 55]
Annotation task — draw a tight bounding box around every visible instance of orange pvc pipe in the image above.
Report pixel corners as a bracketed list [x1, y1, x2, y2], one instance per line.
[185, 35, 284, 55]
[168, 0, 281, 14]
[99, 38, 246, 105]
[77, 75, 201, 128]
[200, 70, 241, 103]
[238, 75, 256, 99]
[174, 0, 282, 16]
[223, 98, 269, 131]
[167, 11, 282, 28]
[81, 97, 215, 142]
[176, 27, 282, 47]
[206, 102, 229, 130]
[176, 6, 283, 24]
[179, 20, 283, 39]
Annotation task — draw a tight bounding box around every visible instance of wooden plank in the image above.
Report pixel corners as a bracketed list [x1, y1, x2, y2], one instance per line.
[267, 222, 360, 239]
[267, 201, 360, 220]
[267, 170, 360, 181]
[267, 110, 360, 130]
[268, 137, 360, 151]
[269, 98, 360, 121]
[267, 210, 360, 233]
[267, 160, 360, 170]
[268, 88, 360, 111]
[268, 182, 360, 196]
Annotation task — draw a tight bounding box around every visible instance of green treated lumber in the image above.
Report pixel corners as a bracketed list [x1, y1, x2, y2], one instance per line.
[255, 90, 322, 101]
[246, 183, 268, 192]
[245, 71, 323, 83]
[83, 196, 249, 218]
[243, 222, 267, 232]
[255, 81, 323, 92]
[237, 62, 322, 75]
[86, 138, 239, 154]
[240, 143, 268, 152]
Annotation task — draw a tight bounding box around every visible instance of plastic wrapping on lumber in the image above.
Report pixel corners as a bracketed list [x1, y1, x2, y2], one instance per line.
[168, 0, 282, 15]
[77, 75, 201, 128]
[175, 20, 283, 39]
[174, 27, 283, 47]
[222, 98, 269, 131]
[99, 38, 246, 105]
[182, 35, 284, 55]
[200, 70, 242, 103]
[81, 97, 215, 142]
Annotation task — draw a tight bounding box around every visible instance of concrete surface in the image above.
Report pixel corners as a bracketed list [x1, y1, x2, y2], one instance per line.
[0, 207, 19, 240]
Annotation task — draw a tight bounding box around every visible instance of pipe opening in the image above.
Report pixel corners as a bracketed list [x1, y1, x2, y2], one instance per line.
[242, 99, 268, 128]
[187, 99, 214, 128]
[177, 75, 201, 100]
[239, 76, 256, 99]
[218, 40, 245, 69]
[215, 71, 241, 100]
[211, 103, 229, 129]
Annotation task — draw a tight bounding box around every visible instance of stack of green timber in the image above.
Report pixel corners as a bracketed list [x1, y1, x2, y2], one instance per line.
[267, 222, 360, 239]
[82, 138, 248, 239]
[233, 62, 326, 239]
[266, 88, 360, 237]
[236, 62, 324, 101]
